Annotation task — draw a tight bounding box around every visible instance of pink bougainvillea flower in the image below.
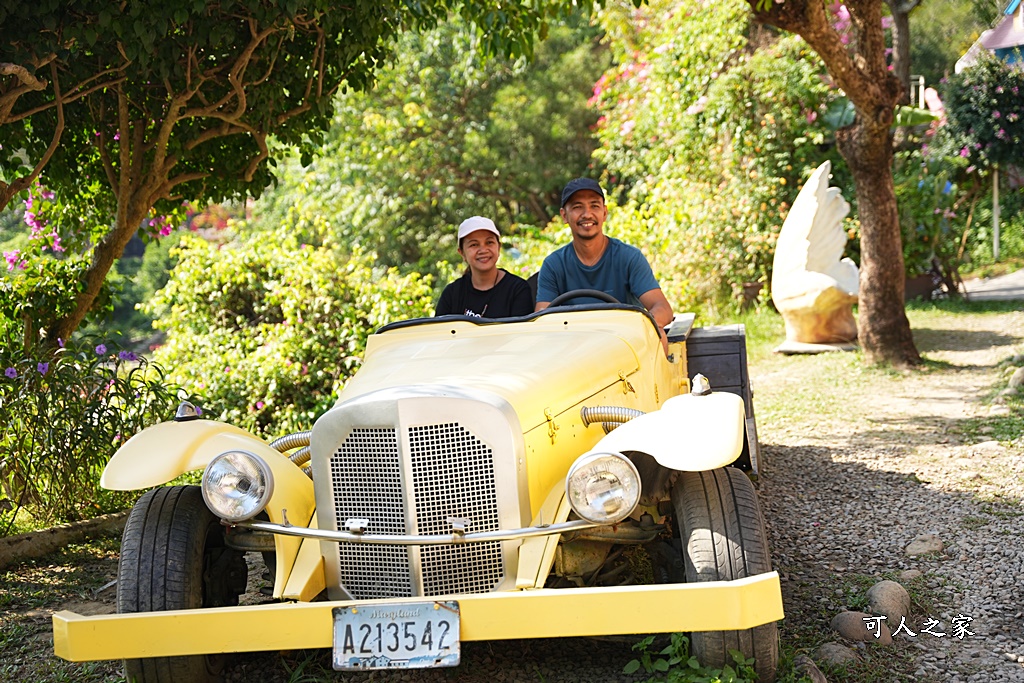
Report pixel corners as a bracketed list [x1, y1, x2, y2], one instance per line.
[4, 250, 22, 270]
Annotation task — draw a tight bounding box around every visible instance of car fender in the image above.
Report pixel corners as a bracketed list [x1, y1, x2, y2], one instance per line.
[101, 419, 317, 592]
[587, 392, 746, 471]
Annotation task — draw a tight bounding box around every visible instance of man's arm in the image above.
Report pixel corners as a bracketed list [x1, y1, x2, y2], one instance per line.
[534, 258, 559, 311]
[639, 288, 674, 329]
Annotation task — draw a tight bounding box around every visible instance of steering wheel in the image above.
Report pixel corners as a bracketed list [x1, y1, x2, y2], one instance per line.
[547, 289, 620, 307]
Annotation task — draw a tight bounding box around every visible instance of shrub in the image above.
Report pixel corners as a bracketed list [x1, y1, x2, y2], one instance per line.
[0, 338, 187, 533]
[893, 149, 961, 276]
[594, 1, 846, 310]
[145, 233, 437, 438]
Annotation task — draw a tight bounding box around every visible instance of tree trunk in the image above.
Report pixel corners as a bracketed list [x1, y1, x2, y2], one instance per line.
[886, 2, 915, 106]
[49, 194, 149, 344]
[837, 120, 920, 366]
[745, 0, 921, 367]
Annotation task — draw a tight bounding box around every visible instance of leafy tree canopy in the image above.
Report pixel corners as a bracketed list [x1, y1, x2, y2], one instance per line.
[245, 15, 608, 275]
[0, 0, 616, 344]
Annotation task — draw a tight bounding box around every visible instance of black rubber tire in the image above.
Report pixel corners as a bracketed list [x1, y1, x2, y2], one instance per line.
[118, 485, 247, 683]
[671, 468, 778, 683]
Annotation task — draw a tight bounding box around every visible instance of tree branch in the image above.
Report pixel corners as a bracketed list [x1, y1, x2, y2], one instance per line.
[0, 62, 66, 210]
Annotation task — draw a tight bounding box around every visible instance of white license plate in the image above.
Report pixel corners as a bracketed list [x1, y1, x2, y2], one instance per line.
[332, 601, 460, 670]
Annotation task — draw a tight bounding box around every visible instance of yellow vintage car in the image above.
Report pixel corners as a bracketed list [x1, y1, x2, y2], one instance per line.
[52, 295, 783, 681]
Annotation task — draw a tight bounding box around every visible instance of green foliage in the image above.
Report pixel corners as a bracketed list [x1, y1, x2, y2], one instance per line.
[0, 338, 186, 533]
[146, 233, 436, 438]
[2, 0, 604, 346]
[3, 0, 601, 210]
[624, 634, 757, 683]
[81, 233, 183, 346]
[939, 52, 1024, 172]
[595, 0, 750, 187]
[593, 2, 845, 311]
[245, 16, 607, 276]
[893, 149, 960, 275]
[909, 0, 1001, 86]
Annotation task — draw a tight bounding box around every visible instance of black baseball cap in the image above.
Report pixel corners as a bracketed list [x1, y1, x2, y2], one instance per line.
[560, 178, 605, 207]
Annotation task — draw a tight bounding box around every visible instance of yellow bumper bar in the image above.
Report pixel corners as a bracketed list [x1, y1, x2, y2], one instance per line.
[54, 572, 782, 662]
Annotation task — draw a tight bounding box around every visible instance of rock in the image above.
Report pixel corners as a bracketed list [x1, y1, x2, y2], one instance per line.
[1009, 367, 1024, 389]
[771, 161, 860, 349]
[972, 440, 1005, 453]
[794, 654, 830, 682]
[815, 641, 862, 666]
[867, 580, 912, 628]
[830, 610, 893, 645]
[906, 534, 943, 556]
[989, 405, 1011, 416]
[899, 569, 923, 581]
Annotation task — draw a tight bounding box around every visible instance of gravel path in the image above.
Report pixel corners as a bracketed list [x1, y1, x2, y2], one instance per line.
[757, 307, 1024, 682]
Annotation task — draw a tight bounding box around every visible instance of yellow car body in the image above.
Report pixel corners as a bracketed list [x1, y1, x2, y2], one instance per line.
[53, 306, 783, 677]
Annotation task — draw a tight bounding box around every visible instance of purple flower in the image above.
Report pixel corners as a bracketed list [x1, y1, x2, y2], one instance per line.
[117, 350, 138, 361]
[95, 344, 107, 355]
[195, 405, 203, 416]
[37, 362, 49, 375]
[57, 338, 64, 348]
[255, 401, 265, 410]
[4, 367, 16, 379]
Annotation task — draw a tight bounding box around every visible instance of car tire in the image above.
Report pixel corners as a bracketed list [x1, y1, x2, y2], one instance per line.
[118, 485, 247, 683]
[671, 468, 778, 682]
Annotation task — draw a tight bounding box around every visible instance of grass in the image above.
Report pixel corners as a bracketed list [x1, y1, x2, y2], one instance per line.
[0, 539, 123, 683]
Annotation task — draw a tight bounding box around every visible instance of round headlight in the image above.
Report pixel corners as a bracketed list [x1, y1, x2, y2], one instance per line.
[202, 450, 274, 522]
[565, 451, 641, 525]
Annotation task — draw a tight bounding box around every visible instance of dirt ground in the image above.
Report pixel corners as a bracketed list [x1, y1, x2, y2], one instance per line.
[2, 303, 1022, 682]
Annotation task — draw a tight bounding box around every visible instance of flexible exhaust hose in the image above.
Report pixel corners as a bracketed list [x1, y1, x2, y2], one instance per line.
[269, 431, 311, 453]
[288, 446, 311, 467]
[580, 406, 645, 428]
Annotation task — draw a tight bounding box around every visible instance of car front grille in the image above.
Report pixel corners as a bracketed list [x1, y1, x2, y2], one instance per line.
[331, 427, 411, 598]
[328, 420, 505, 600]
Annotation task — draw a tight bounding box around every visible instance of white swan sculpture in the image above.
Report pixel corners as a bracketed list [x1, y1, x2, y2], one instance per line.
[771, 161, 859, 352]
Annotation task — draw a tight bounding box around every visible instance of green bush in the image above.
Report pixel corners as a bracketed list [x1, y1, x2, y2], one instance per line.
[146, 233, 437, 438]
[593, 1, 846, 311]
[0, 338, 186, 533]
[893, 149, 960, 275]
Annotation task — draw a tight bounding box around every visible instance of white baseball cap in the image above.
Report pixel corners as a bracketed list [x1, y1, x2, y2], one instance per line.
[457, 216, 501, 241]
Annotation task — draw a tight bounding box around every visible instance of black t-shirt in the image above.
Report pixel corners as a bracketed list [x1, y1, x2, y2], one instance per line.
[435, 269, 534, 318]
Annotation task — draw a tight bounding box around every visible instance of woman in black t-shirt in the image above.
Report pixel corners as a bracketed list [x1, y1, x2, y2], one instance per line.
[434, 216, 533, 318]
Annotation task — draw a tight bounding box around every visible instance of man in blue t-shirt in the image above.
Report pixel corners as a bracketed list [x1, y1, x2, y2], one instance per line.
[535, 178, 673, 337]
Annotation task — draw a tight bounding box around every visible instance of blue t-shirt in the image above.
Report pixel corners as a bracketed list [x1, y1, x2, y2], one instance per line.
[536, 237, 660, 307]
